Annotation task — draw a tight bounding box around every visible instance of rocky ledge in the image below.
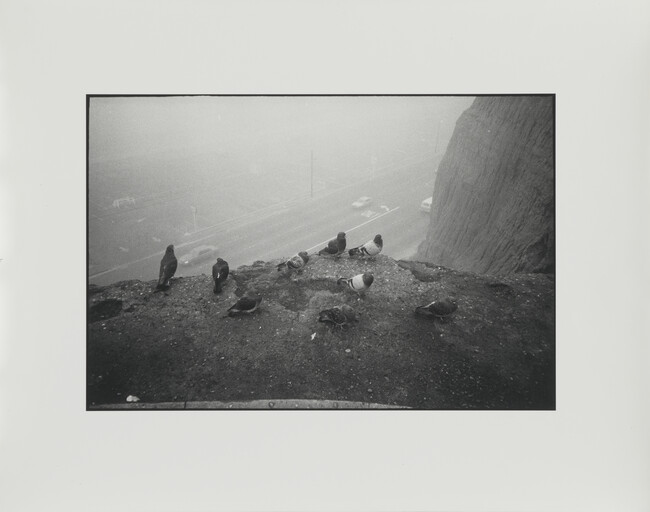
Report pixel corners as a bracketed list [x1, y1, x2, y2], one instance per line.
[87, 255, 555, 409]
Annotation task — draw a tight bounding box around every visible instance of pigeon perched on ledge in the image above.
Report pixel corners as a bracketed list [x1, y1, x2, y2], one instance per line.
[277, 251, 310, 273]
[212, 258, 229, 294]
[349, 234, 383, 257]
[337, 272, 374, 295]
[156, 244, 178, 290]
[225, 293, 263, 317]
[318, 304, 358, 329]
[415, 298, 458, 319]
[318, 232, 346, 256]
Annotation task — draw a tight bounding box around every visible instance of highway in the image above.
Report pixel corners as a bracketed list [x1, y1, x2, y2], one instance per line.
[88, 162, 437, 286]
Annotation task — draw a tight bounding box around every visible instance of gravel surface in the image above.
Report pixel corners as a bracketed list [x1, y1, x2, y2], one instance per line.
[87, 255, 555, 409]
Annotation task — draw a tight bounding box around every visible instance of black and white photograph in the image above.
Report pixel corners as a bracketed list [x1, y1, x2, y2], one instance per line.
[87, 94, 555, 410]
[2, 1, 648, 511]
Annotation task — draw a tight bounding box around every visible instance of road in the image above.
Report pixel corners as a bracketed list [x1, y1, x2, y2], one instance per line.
[89, 164, 436, 286]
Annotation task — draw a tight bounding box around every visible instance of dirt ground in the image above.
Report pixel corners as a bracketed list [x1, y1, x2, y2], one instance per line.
[87, 255, 555, 409]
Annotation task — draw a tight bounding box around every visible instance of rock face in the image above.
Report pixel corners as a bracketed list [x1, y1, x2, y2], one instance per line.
[419, 96, 554, 274]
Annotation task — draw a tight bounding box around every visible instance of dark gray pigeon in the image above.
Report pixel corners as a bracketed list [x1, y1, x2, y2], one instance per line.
[349, 234, 383, 257]
[212, 258, 229, 294]
[318, 232, 346, 256]
[277, 251, 309, 273]
[415, 298, 458, 319]
[225, 293, 262, 317]
[318, 304, 358, 329]
[156, 244, 178, 290]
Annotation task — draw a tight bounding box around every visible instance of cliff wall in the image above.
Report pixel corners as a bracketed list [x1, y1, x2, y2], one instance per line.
[419, 96, 554, 274]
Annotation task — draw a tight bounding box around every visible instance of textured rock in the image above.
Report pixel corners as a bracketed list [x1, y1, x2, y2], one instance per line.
[419, 96, 554, 274]
[87, 256, 555, 410]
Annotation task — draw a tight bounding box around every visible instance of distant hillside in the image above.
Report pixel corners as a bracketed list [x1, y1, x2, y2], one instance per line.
[87, 255, 555, 410]
[418, 96, 554, 274]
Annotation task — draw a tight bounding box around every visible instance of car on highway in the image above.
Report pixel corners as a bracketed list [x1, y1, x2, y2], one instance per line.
[420, 196, 433, 213]
[351, 196, 372, 209]
[179, 245, 218, 266]
[112, 196, 136, 209]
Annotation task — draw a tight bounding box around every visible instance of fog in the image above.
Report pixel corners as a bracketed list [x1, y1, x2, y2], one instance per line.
[88, 95, 474, 285]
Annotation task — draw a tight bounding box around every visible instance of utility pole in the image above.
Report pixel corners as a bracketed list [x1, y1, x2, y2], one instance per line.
[191, 205, 197, 232]
[310, 150, 314, 198]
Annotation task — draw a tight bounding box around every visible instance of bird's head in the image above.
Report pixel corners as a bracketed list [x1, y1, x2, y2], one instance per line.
[374, 234, 383, 244]
[337, 232, 346, 240]
[298, 251, 309, 262]
[247, 288, 261, 301]
[217, 257, 225, 264]
[362, 273, 374, 286]
[341, 304, 357, 321]
[166, 244, 174, 253]
[318, 310, 331, 322]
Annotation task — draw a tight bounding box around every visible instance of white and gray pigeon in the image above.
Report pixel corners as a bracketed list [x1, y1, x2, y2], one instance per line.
[337, 272, 374, 295]
[277, 251, 310, 273]
[415, 298, 458, 319]
[156, 244, 178, 290]
[225, 293, 262, 317]
[349, 234, 383, 257]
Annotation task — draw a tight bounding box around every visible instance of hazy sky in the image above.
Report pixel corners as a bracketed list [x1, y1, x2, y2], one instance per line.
[88, 95, 475, 281]
[89, 95, 474, 165]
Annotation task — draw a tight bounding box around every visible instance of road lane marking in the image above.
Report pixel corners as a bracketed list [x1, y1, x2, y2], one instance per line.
[89, 173, 418, 281]
[88, 235, 207, 279]
[90, 205, 404, 280]
[305, 207, 400, 253]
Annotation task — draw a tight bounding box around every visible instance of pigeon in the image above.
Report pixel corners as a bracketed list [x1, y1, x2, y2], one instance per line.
[225, 293, 262, 317]
[318, 304, 358, 329]
[337, 272, 374, 295]
[317, 232, 346, 256]
[212, 258, 229, 293]
[277, 251, 309, 273]
[156, 244, 178, 290]
[348, 234, 383, 257]
[415, 298, 458, 319]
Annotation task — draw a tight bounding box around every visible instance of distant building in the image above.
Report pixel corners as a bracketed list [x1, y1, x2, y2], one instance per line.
[112, 197, 136, 208]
